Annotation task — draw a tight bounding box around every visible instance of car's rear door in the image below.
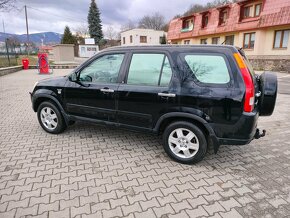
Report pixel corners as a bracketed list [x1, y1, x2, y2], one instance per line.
[116, 51, 176, 130]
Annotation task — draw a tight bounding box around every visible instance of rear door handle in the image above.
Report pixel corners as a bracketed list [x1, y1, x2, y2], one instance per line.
[158, 93, 176, 98]
[100, 88, 114, 93]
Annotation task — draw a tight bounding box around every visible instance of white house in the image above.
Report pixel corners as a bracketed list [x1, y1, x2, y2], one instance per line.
[120, 28, 166, 46]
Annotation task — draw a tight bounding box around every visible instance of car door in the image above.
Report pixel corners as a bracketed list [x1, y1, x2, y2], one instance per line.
[64, 53, 126, 122]
[117, 52, 177, 130]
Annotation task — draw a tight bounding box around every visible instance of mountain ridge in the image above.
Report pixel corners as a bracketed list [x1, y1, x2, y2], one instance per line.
[0, 32, 62, 45]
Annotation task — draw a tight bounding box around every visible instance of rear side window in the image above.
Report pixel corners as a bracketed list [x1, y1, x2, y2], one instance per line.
[184, 55, 230, 84]
[127, 54, 172, 86]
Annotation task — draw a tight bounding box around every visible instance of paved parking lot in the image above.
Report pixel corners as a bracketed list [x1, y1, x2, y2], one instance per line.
[0, 69, 290, 218]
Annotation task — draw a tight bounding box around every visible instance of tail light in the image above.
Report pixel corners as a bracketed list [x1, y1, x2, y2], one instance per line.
[234, 53, 255, 112]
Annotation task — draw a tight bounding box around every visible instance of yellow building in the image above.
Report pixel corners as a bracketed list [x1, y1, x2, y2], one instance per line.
[167, 0, 290, 71]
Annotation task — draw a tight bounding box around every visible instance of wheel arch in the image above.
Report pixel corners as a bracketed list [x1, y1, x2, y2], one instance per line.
[153, 112, 220, 153]
[32, 93, 69, 125]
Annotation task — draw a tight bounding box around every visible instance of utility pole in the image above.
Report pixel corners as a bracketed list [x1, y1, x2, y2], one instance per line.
[3, 20, 10, 66]
[25, 5, 30, 56]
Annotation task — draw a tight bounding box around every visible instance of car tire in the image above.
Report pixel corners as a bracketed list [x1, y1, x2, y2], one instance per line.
[163, 121, 207, 164]
[37, 101, 66, 134]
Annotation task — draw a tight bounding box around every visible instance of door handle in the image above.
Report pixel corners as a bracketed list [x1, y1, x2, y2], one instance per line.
[158, 93, 176, 98]
[100, 88, 114, 93]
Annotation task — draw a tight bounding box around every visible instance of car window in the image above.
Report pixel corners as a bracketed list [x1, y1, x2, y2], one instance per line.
[127, 53, 172, 86]
[79, 54, 124, 83]
[184, 55, 230, 84]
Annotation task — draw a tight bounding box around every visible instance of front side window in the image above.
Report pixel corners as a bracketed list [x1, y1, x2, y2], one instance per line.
[219, 9, 228, 25]
[184, 40, 190, 45]
[130, 35, 133, 43]
[274, 30, 290, 48]
[243, 33, 255, 49]
[184, 54, 230, 84]
[123, 37, 126, 44]
[127, 54, 172, 86]
[79, 54, 124, 83]
[225, 35, 234, 45]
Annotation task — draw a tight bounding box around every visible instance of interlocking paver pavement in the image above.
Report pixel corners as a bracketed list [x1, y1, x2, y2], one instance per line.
[0, 69, 290, 218]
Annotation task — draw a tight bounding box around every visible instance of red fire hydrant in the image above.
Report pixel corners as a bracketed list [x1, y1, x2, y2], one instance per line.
[22, 58, 29, 70]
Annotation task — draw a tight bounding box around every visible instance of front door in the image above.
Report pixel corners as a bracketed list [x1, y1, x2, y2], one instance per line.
[64, 53, 126, 122]
[117, 52, 176, 129]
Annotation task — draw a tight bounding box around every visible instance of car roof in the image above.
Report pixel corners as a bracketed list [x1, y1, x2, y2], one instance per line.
[103, 44, 239, 53]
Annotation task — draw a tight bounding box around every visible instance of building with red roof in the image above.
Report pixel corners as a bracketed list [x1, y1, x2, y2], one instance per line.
[167, 0, 290, 71]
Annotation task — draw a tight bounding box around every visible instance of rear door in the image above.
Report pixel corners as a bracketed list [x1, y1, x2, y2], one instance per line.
[116, 52, 176, 130]
[178, 51, 243, 137]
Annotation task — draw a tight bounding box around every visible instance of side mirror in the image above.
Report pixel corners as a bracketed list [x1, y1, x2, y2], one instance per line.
[69, 72, 78, 82]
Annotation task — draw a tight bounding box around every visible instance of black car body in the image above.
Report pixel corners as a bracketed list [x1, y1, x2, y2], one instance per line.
[31, 45, 277, 164]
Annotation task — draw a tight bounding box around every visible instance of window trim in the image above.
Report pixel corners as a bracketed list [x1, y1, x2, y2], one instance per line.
[243, 32, 255, 49]
[273, 29, 290, 49]
[179, 52, 233, 88]
[124, 51, 174, 87]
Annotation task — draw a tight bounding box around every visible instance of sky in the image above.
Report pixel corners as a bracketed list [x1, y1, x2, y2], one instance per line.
[1, 0, 211, 36]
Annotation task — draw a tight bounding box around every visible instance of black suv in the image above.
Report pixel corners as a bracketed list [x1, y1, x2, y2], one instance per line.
[30, 45, 277, 164]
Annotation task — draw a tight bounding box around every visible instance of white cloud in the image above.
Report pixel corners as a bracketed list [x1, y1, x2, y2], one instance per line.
[1, 0, 211, 34]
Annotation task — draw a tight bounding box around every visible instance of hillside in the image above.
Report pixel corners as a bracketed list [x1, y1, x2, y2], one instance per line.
[0, 32, 62, 45]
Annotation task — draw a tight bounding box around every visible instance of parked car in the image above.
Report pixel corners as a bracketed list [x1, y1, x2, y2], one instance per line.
[30, 45, 277, 164]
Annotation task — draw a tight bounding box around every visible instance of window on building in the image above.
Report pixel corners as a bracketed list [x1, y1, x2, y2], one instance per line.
[200, 39, 208, 44]
[243, 6, 252, 18]
[219, 9, 228, 25]
[140, 36, 147, 43]
[254, 4, 262, 17]
[130, 35, 133, 43]
[123, 37, 126, 44]
[181, 18, 194, 32]
[225, 35, 234, 45]
[184, 40, 190, 45]
[127, 54, 172, 86]
[243, 33, 255, 49]
[212, 37, 220, 44]
[202, 14, 209, 28]
[184, 54, 230, 84]
[274, 30, 290, 48]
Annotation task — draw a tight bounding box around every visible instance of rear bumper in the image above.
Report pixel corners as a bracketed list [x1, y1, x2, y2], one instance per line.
[211, 110, 259, 146]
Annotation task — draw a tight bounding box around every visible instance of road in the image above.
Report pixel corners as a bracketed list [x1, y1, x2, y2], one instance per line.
[278, 73, 290, 95]
[0, 69, 290, 218]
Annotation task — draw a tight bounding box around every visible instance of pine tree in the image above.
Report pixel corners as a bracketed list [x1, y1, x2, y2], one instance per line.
[61, 26, 75, 44]
[88, 0, 103, 44]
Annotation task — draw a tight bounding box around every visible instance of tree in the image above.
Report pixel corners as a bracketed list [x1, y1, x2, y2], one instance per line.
[120, 20, 136, 32]
[105, 26, 117, 40]
[73, 23, 89, 38]
[0, 0, 16, 11]
[87, 0, 103, 44]
[61, 26, 75, 44]
[138, 12, 166, 30]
